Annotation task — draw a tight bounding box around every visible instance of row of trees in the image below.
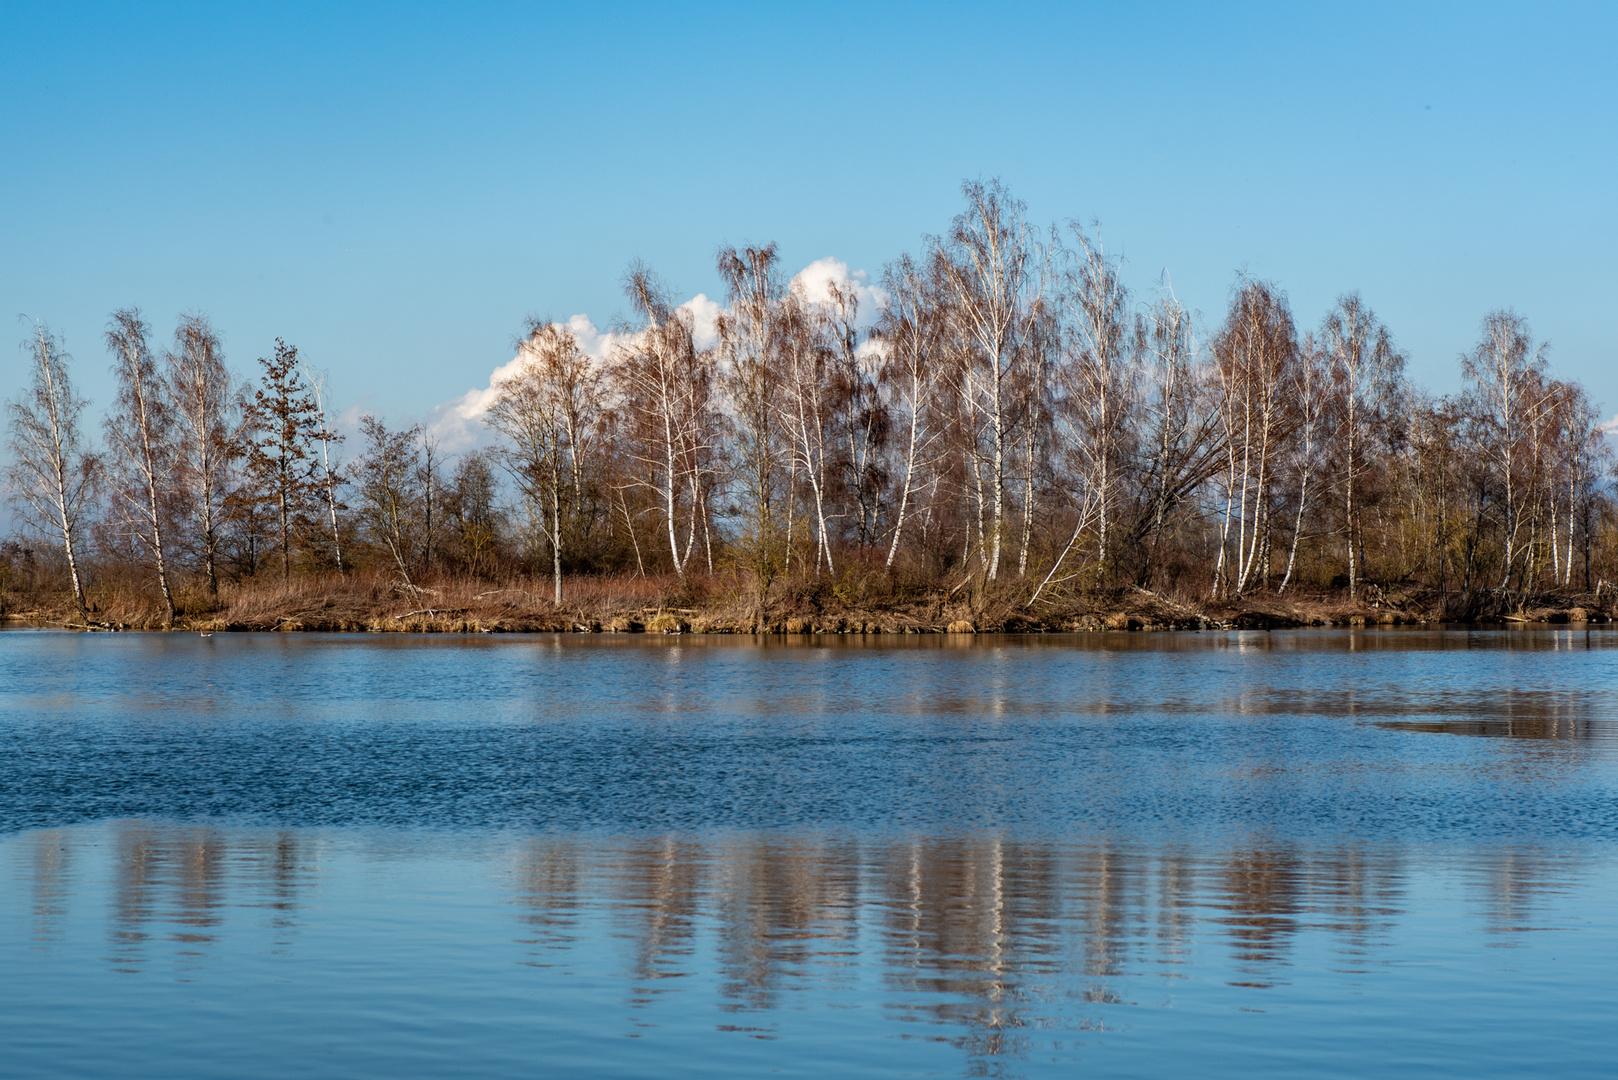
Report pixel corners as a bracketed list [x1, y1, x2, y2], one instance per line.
[6, 181, 1614, 620]
[4, 312, 481, 621]
[471, 181, 1612, 610]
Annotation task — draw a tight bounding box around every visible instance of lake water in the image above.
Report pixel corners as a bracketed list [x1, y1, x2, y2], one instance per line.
[2, 629, 1615, 1077]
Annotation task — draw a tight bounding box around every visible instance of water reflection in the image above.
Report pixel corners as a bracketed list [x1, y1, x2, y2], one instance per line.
[1375, 712, 1611, 741]
[25, 828, 72, 945]
[612, 837, 703, 1006]
[6, 822, 1610, 1076]
[4, 629, 1616, 842]
[14, 825, 1584, 981]
[1468, 847, 1584, 937]
[17, 825, 322, 973]
[4, 629, 1616, 1077]
[502, 833, 1585, 1064]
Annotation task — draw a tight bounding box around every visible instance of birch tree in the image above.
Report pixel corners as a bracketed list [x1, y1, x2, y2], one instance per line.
[486, 320, 602, 603]
[303, 366, 347, 578]
[4, 324, 96, 616]
[1128, 288, 1222, 589]
[875, 253, 942, 567]
[1461, 311, 1549, 593]
[355, 415, 421, 589]
[933, 180, 1046, 582]
[716, 244, 787, 582]
[1278, 334, 1328, 593]
[1549, 382, 1606, 590]
[778, 290, 839, 573]
[1057, 224, 1134, 577]
[613, 265, 717, 578]
[103, 309, 178, 624]
[1323, 293, 1404, 600]
[166, 315, 236, 594]
[1212, 280, 1298, 598]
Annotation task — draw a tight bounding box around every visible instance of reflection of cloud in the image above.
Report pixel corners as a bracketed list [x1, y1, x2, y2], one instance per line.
[427, 261, 873, 453]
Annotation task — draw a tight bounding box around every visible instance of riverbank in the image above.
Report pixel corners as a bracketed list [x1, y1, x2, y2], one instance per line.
[2, 570, 1610, 633]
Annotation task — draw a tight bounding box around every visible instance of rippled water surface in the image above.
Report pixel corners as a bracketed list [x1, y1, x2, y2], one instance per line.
[2, 628, 1615, 1077]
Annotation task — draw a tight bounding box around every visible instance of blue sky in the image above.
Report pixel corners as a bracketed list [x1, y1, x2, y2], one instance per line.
[2, 1, 1614, 432]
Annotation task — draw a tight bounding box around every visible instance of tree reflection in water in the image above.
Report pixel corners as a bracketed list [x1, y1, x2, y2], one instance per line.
[15, 825, 320, 975]
[8, 822, 1602, 1075]
[495, 831, 1585, 1068]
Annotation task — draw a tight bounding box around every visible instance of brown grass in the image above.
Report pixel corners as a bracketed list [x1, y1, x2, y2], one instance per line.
[3, 563, 1612, 634]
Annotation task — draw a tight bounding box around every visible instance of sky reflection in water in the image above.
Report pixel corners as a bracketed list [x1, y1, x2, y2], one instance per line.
[1, 629, 1615, 1078]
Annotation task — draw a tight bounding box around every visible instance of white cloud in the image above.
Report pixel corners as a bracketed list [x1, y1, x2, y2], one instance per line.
[426, 259, 877, 453]
[423, 377, 512, 454]
[855, 335, 890, 377]
[423, 312, 637, 452]
[681, 294, 723, 352]
[560, 313, 621, 362]
[1600, 414, 1618, 449]
[333, 402, 371, 444]
[789, 257, 889, 325]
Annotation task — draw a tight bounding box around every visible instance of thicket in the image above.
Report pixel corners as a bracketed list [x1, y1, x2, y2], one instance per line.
[5, 180, 1615, 630]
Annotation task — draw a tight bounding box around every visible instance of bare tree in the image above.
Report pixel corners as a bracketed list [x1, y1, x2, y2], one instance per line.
[1549, 382, 1608, 590]
[820, 278, 886, 550]
[1395, 393, 1466, 602]
[614, 264, 718, 579]
[356, 414, 421, 589]
[716, 244, 787, 586]
[1461, 311, 1550, 593]
[303, 365, 347, 579]
[933, 179, 1047, 582]
[1128, 286, 1222, 589]
[5, 323, 96, 616]
[778, 289, 838, 573]
[417, 430, 444, 576]
[1056, 223, 1134, 577]
[875, 254, 943, 567]
[486, 320, 602, 604]
[1323, 293, 1405, 600]
[451, 449, 502, 576]
[104, 309, 178, 624]
[1278, 333, 1329, 593]
[1212, 279, 1298, 597]
[166, 315, 236, 594]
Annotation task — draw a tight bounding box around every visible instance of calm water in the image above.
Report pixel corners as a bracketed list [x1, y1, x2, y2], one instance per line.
[1, 629, 1615, 1077]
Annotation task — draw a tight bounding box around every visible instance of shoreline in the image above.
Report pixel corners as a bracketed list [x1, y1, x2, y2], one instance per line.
[5, 606, 1609, 635]
[6, 572, 1609, 636]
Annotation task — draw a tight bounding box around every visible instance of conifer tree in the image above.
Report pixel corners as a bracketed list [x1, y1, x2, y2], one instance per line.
[241, 339, 326, 580]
